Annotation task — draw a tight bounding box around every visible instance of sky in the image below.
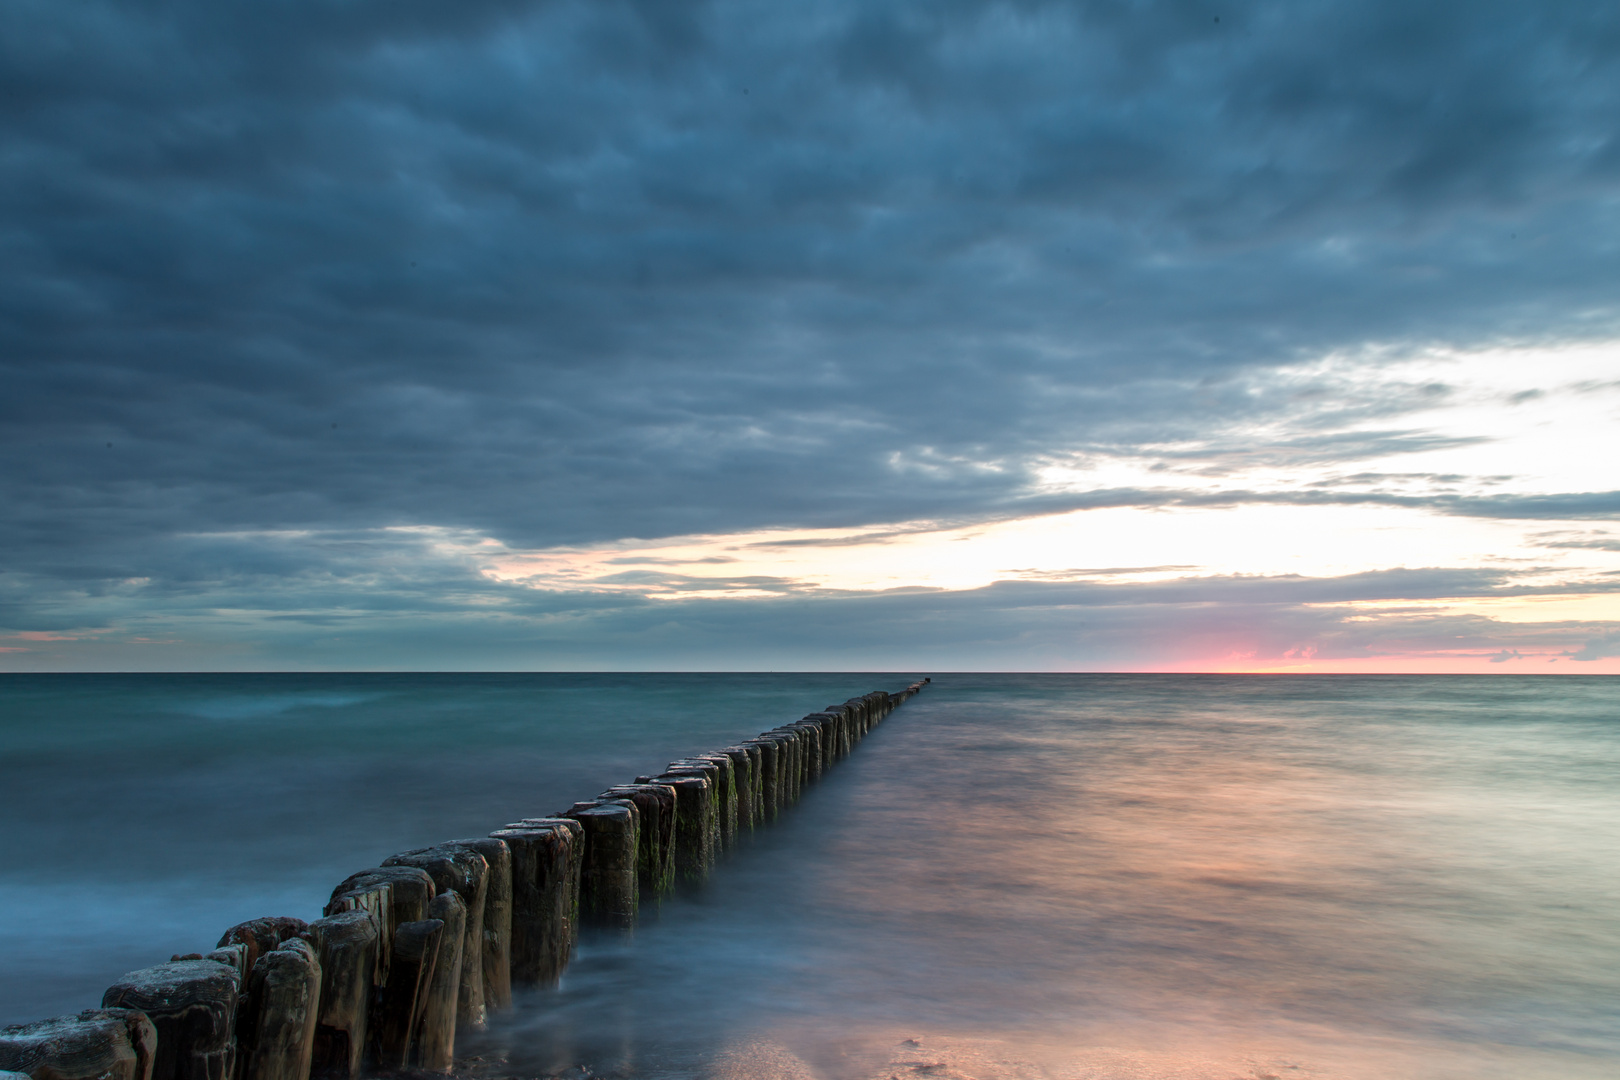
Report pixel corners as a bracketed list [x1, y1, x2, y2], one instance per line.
[4, 0, 1620, 672]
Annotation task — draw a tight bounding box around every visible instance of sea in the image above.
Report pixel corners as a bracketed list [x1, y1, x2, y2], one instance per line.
[0, 673, 1615, 1080]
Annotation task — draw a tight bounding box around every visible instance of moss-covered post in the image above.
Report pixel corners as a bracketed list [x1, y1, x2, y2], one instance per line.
[652, 763, 721, 855]
[634, 773, 712, 880]
[562, 802, 639, 928]
[600, 783, 677, 898]
[489, 822, 577, 985]
[790, 720, 825, 782]
[741, 737, 781, 820]
[764, 728, 802, 803]
[714, 746, 757, 831]
[674, 755, 736, 847]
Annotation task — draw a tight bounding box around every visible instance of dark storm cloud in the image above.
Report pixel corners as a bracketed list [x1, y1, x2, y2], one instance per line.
[5, 0, 1620, 644]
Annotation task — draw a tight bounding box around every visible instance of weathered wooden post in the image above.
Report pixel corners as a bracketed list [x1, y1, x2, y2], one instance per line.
[217, 918, 308, 978]
[850, 696, 875, 735]
[635, 773, 712, 880]
[318, 885, 389, 988]
[562, 801, 639, 928]
[673, 755, 736, 846]
[441, 838, 512, 1013]
[0, 1010, 157, 1080]
[370, 919, 441, 1071]
[327, 867, 436, 935]
[814, 708, 850, 760]
[713, 747, 757, 831]
[102, 959, 240, 1080]
[742, 743, 766, 824]
[412, 892, 465, 1073]
[840, 699, 862, 742]
[763, 728, 801, 803]
[807, 710, 840, 762]
[790, 720, 825, 781]
[784, 727, 806, 800]
[488, 821, 577, 985]
[301, 910, 379, 1080]
[599, 783, 677, 897]
[325, 867, 435, 1072]
[509, 816, 584, 950]
[236, 938, 321, 1080]
[701, 753, 741, 841]
[830, 702, 854, 747]
[741, 737, 781, 821]
[382, 845, 489, 1029]
[675, 760, 729, 851]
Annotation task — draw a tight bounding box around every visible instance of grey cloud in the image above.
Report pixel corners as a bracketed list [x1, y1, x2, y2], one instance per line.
[3, 555, 1613, 671]
[602, 556, 739, 565]
[5, 0, 1620, 659]
[1147, 430, 1490, 474]
[1568, 633, 1620, 661]
[1533, 534, 1620, 552]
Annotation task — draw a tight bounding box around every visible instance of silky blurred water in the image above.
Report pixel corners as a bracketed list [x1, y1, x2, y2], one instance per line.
[2, 674, 1617, 1080]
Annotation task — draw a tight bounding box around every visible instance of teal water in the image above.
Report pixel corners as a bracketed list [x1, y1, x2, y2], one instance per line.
[2, 674, 1616, 1079]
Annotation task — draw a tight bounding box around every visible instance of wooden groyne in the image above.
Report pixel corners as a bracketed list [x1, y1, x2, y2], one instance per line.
[0, 680, 930, 1080]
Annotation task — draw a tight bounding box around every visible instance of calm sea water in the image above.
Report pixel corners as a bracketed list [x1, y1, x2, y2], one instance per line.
[2, 674, 1616, 1080]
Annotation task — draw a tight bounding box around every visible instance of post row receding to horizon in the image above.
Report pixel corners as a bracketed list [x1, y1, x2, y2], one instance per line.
[0, 682, 928, 1080]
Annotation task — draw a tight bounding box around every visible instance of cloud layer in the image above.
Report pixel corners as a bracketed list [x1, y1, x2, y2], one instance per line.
[5, 0, 1620, 668]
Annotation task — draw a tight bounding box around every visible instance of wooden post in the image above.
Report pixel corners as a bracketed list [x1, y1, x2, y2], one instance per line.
[762, 729, 801, 803]
[488, 823, 577, 985]
[509, 817, 584, 950]
[848, 696, 874, 736]
[600, 783, 677, 898]
[790, 720, 825, 781]
[102, 959, 240, 1080]
[217, 918, 308, 978]
[412, 893, 465, 1073]
[713, 747, 757, 831]
[812, 709, 849, 760]
[370, 919, 441, 1071]
[561, 802, 638, 928]
[782, 728, 805, 801]
[740, 738, 781, 821]
[0, 1010, 157, 1080]
[301, 910, 379, 1080]
[236, 938, 321, 1080]
[440, 838, 512, 1014]
[327, 867, 436, 934]
[382, 845, 490, 1030]
[659, 762, 723, 854]
[674, 755, 736, 847]
[637, 773, 713, 879]
[177, 946, 247, 984]
[318, 886, 389, 988]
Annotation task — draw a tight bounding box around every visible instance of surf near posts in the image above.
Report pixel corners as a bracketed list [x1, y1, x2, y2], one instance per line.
[0, 681, 927, 1080]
